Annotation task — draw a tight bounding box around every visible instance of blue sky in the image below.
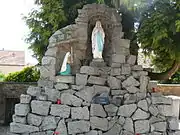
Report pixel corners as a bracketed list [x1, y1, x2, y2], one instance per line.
[0, 0, 38, 64]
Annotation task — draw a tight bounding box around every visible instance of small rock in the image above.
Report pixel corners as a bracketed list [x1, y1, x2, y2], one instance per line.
[61, 93, 82, 107]
[134, 120, 150, 134]
[55, 119, 67, 135]
[121, 64, 131, 75]
[27, 86, 41, 97]
[104, 104, 118, 116]
[27, 113, 43, 126]
[110, 68, 121, 76]
[111, 90, 127, 96]
[75, 87, 95, 102]
[111, 96, 122, 107]
[80, 66, 99, 75]
[123, 118, 134, 133]
[103, 123, 122, 135]
[157, 105, 174, 116]
[30, 132, 46, 135]
[76, 73, 88, 85]
[15, 104, 30, 116]
[88, 76, 106, 85]
[111, 54, 125, 63]
[45, 87, 60, 102]
[38, 80, 54, 88]
[137, 99, 148, 111]
[107, 76, 121, 89]
[140, 76, 149, 92]
[126, 86, 140, 94]
[20, 94, 31, 104]
[31, 100, 52, 116]
[85, 130, 98, 135]
[90, 104, 107, 118]
[116, 75, 126, 81]
[152, 96, 172, 105]
[12, 115, 26, 124]
[108, 116, 119, 130]
[131, 65, 143, 71]
[71, 107, 89, 120]
[149, 105, 159, 116]
[118, 104, 137, 117]
[41, 116, 57, 131]
[132, 108, 150, 120]
[151, 122, 167, 132]
[56, 76, 75, 84]
[118, 116, 125, 125]
[68, 120, 90, 134]
[50, 104, 70, 118]
[90, 117, 108, 131]
[168, 117, 179, 130]
[37, 94, 48, 101]
[71, 85, 84, 91]
[136, 92, 147, 101]
[124, 94, 137, 104]
[54, 83, 69, 90]
[127, 55, 136, 65]
[10, 123, 39, 133]
[122, 76, 140, 88]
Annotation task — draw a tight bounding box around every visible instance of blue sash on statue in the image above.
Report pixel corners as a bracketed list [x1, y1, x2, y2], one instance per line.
[58, 64, 71, 75]
[97, 31, 103, 52]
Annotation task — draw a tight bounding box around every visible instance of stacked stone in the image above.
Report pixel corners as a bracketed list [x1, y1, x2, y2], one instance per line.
[10, 55, 180, 135]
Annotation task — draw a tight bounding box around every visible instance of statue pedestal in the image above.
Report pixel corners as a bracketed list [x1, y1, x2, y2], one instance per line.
[90, 59, 106, 67]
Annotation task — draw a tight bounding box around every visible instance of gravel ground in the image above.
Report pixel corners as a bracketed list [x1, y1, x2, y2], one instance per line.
[0, 126, 9, 135]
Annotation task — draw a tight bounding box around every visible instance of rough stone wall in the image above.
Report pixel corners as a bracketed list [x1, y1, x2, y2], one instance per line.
[9, 61, 180, 134]
[0, 82, 37, 124]
[0, 82, 37, 98]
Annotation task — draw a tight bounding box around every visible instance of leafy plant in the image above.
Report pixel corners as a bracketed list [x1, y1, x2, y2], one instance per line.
[4, 66, 40, 82]
[137, 0, 180, 80]
[0, 72, 5, 81]
[160, 70, 180, 84]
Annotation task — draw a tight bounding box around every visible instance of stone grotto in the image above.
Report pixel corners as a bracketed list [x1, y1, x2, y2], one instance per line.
[9, 4, 180, 135]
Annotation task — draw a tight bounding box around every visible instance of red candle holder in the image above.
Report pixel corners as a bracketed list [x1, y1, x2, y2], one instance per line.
[54, 131, 60, 135]
[152, 87, 156, 92]
[57, 99, 61, 104]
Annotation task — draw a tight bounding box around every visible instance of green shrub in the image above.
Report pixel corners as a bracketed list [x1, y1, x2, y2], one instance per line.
[4, 66, 40, 82]
[160, 70, 180, 84]
[0, 72, 5, 81]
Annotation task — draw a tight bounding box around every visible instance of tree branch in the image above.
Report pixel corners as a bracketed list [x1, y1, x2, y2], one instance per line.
[148, 60, 180, 80]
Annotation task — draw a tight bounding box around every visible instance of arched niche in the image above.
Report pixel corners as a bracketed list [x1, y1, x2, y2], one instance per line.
[86, 15, 114, 65]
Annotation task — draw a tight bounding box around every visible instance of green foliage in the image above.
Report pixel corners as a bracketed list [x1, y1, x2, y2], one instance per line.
[116, 0, 150, 56]
[4, 67, 40, 82]
[160, 70, 180, 84]
[97, 0, 104, 4]
[170, 70, 180, 83]
[0, 72, 5, 81]
[137, 0, 180, 71]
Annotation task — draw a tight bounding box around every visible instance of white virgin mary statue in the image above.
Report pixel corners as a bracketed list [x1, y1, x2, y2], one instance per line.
[59, 52, 71, 75]
[92, 21, 105, 60]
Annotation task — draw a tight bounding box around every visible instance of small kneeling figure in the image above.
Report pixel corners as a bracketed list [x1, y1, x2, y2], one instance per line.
[58, 52, 71, 75]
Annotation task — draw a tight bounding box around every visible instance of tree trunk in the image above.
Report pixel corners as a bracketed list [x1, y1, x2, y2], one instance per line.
[148, 60, 180, 80]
